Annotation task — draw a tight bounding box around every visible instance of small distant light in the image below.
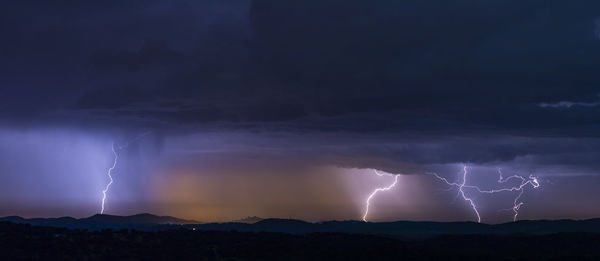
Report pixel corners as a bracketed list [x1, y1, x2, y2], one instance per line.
[192, 228, 196, 231]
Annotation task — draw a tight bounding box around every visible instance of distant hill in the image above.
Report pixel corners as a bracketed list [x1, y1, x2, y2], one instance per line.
[231, 216, 264, 224]
[187, 218, 600, 238]
[3, 214, 600, 238]
[85, 213, 198, 225]
[0, 213, 199, 231]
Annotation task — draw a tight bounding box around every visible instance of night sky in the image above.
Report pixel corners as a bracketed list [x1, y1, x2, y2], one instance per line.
[1, 0, 600, 223]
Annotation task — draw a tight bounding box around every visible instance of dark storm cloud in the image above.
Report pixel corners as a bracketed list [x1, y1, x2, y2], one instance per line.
[3, 1, 600, 221]
[539, 95, 600, 108]
[155, 132, 600, 178]
[1, 0, 600, 165]
[244, 0, 600, 137]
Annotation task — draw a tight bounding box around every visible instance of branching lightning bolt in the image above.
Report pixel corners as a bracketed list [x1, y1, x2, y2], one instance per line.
[431, 165, 481, 222]
[459, 165, 481, 223]
[100, 143, 118, 214]
[430, 165, 540, 223]
[363, 170, 400, 222]
[494, 169, 540, 221]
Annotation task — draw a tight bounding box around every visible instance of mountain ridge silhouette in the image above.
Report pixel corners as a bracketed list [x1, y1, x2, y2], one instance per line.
[3, 214, 600, 238]
[0, 213, 198, 230]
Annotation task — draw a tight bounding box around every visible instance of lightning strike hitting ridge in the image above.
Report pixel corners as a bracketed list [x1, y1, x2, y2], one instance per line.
[100, 132, 151, 214]
[459, 165, 481, 223]
[430, 166, 481, 222]
[430, 165, 540, 223]
[363, 170, 399, 222]
[100, 143, 118, 214]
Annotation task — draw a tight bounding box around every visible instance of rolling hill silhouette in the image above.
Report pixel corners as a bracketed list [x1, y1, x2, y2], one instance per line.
[231, 216, 264, 223]
[0, 213, 198, 231]
[187, 218, 600, 238]
[3, 214, 600, 238]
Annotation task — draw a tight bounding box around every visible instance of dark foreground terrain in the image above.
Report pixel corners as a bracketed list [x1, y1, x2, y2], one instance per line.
[4, 214, 600, 239]
[2, 222, 600, 260]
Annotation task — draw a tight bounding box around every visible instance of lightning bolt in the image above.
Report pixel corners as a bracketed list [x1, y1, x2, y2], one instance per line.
[430, 165, 540, 223]
[459, 165, 481, 223]
[100, 143, 118, 214]
[363, 170, 400, 222]
[100, 131, 151, 214]
[494, 169, 540, 221]
[430, 165, 481, 222]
